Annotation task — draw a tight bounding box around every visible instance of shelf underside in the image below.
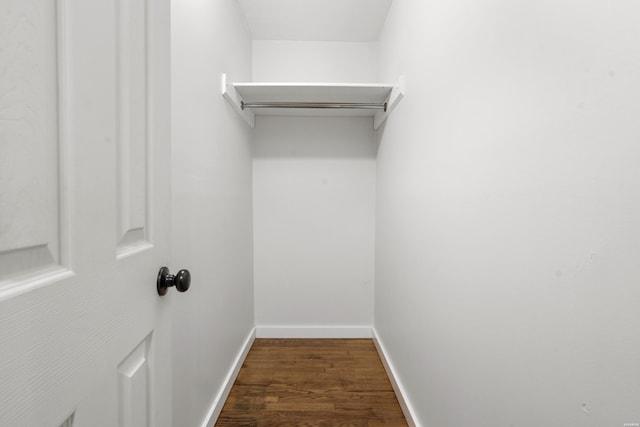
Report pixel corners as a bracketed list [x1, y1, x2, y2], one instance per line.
[233, 83, 394, 117]
[221, 74, 404, 128]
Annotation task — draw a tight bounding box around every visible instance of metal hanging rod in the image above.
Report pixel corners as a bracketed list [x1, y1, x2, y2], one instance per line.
[241, 101, 388, 112]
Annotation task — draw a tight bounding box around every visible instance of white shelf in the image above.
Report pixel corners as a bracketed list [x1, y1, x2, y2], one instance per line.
[221, 74, 405, 129]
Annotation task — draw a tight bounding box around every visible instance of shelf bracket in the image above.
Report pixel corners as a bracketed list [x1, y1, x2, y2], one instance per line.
[221, 73, 255, 128]
[374, 75, 406, 130]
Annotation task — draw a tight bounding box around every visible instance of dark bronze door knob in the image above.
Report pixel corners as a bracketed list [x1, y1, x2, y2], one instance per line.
[157, 267, 191, 296]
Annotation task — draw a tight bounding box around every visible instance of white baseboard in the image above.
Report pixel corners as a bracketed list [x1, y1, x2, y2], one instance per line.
[372, 328, 421, 427]
[255, 325, 373, 339]
[201, 328, 256, 427]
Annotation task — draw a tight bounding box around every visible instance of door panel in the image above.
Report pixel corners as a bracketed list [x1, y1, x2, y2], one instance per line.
[116, 0, 150, 254]
[118, 334, 153, 427]
[0, 0, 172, 426]
[0, 0, 67, 288]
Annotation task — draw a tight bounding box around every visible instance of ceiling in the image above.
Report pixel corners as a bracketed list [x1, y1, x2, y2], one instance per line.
[236, 0, 393, 42]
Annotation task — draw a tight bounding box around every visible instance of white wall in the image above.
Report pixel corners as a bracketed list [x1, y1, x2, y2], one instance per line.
[253, 40, 378, 82]
[253, 116, 376, 333]
[251, 41, 377, 335]
[171, 1, 254, 426]
[375, 1, 640, 426]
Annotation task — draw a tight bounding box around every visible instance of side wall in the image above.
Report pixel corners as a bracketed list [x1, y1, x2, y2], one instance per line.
[375, 1, 640, 426]
[252, 41, 377, 335]
[171, 1, 254, 426]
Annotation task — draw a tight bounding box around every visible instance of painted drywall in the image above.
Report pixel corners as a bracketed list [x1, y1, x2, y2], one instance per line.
[171, 1, 254, 426]
[252, 40, 378, 334]
[253, 116, 376, 331]
[374, 1, 640, 426]
[252, 40, 378, 82]
[239, 0, 392, 42]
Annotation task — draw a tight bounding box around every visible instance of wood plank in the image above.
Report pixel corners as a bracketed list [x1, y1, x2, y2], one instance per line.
[216, 339, 407, 426]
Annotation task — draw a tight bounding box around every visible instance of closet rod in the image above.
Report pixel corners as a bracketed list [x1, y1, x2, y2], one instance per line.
[241, 101, 388, 112]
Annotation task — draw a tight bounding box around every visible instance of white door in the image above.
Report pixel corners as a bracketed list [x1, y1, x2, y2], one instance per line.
[0, 0, 173, 426]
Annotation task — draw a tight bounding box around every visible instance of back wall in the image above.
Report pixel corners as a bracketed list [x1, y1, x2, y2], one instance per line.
[253, 116, 376, 335]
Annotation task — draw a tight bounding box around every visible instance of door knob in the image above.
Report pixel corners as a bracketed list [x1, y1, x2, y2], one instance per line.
[157, 267, 191, 296]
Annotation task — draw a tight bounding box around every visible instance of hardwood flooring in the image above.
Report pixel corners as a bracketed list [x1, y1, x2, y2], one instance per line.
[216, 339, 408, 426]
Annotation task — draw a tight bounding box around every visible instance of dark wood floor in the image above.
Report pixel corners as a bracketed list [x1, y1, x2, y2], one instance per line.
[216, 339, 408, 426]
